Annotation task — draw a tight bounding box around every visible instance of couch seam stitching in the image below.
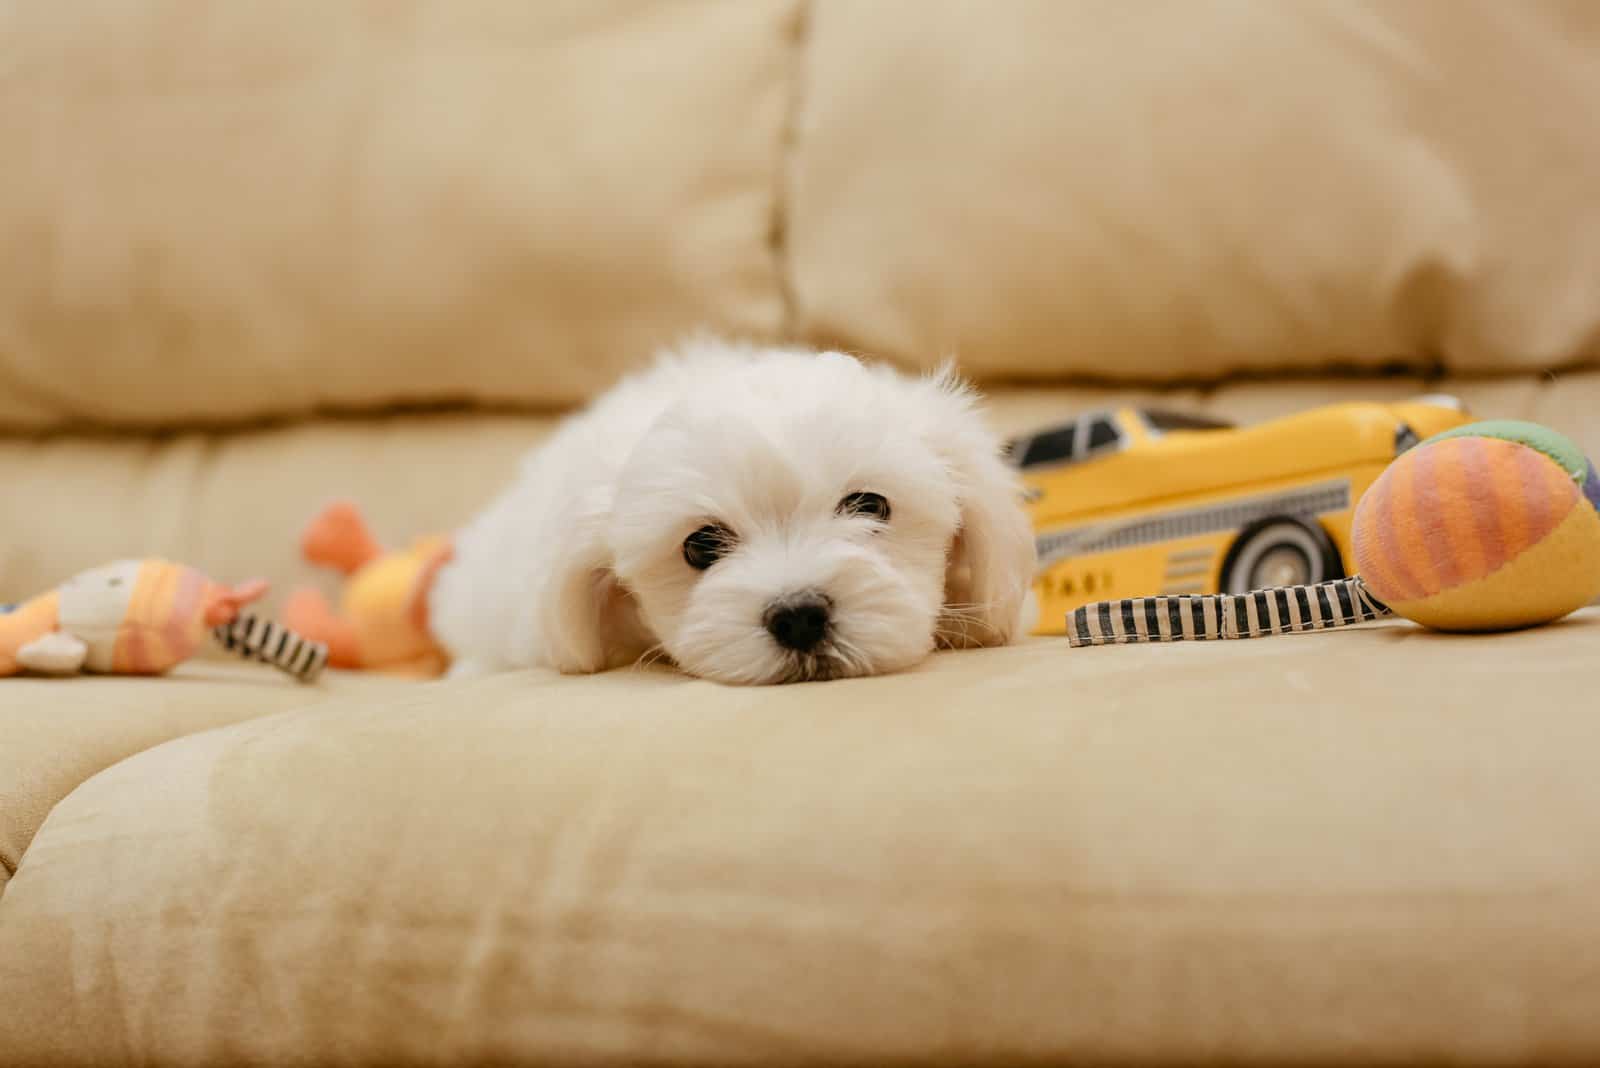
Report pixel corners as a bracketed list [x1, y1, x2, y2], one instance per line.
[769, 0, 812, 342]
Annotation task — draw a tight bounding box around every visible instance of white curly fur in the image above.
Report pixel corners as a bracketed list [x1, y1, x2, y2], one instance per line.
[430, 339, 1036, 684]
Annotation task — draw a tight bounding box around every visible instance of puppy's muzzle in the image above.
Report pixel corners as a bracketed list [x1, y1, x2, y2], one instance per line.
[763, 591, 831, 653]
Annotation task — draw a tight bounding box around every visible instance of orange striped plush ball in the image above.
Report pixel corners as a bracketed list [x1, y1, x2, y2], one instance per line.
[1353, 420, 1600, 631]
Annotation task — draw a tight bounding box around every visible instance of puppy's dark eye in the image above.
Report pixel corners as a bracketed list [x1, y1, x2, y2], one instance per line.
[683, 524, 735, 570]
[837, 491, 891, 522]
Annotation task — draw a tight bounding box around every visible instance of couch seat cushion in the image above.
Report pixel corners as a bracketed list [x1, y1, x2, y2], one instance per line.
[3, 614, 1597, 1064]
[0, 663, 406, 894]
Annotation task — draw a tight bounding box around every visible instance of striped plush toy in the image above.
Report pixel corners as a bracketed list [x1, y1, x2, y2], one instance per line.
[0, 559, 326, 682]
[1069, 420, 1600, 647]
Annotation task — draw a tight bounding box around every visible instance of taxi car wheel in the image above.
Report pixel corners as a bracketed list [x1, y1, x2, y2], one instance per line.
[1221, 517, 1343, 594]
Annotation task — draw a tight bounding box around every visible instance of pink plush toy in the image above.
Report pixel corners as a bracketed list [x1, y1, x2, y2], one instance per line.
[0, 559, 326, 682]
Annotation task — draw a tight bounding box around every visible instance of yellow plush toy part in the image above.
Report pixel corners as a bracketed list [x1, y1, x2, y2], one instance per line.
[282, 501, 453, 677]
[0, 559, 326, 681]
[1065, 420, 1600, 645]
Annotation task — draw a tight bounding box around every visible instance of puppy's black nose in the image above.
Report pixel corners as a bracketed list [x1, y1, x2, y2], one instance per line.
[764, 593, 831, 653]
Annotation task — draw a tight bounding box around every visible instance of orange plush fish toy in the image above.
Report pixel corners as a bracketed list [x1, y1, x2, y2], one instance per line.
[281, 502, 453, 677]
[0, 559, 326, 681]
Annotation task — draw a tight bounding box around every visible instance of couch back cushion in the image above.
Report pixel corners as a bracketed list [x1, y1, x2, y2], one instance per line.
[0, 1, 795, 429]
[2, 1, 1599, 429]
[790, 0, 1600, 383]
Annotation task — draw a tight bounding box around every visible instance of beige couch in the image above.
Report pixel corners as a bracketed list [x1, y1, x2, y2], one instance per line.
[4, 3, 1600, 1063]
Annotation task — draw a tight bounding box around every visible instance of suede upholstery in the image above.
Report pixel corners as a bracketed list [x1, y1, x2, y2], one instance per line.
[3, 2, 1600, 1063]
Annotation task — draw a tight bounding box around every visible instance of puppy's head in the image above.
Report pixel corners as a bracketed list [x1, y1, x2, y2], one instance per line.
[605, 352, 1035, 684]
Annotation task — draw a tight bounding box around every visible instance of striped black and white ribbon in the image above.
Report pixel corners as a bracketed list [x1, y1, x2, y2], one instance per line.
[1067, 576, 1391, 647]
[212, 613, 329, 682]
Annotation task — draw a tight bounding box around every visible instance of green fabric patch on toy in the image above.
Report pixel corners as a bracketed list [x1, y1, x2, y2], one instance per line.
[1426, 419, 1592, 481]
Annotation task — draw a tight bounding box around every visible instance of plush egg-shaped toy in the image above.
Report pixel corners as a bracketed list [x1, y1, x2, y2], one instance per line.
[1352, 420, 1600, 631]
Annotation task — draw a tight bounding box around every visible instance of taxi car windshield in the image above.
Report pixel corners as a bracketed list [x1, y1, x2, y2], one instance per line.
[1141, 410, 1235, 432]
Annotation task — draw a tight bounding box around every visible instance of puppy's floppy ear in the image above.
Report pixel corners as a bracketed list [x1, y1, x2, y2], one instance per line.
[537, 487, 648, 673]
[928, 368, 1038, 647]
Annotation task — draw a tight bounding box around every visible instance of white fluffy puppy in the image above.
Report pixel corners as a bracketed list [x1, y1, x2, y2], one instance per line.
[431, 340, 1036, 684]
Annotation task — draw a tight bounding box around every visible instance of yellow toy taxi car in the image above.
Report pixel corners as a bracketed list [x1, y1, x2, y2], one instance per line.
[1010, 396, 1475, 634]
